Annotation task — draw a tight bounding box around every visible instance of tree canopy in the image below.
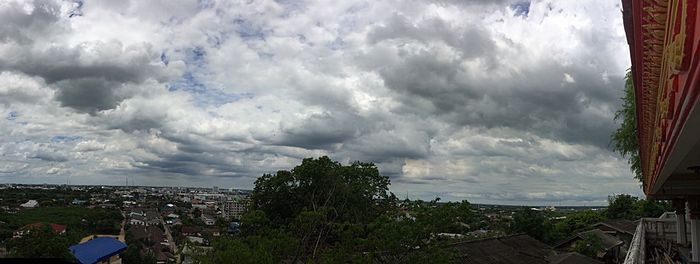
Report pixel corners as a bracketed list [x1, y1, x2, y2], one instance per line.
[612, 70, 642, 182]
[605, 194, 670, 220]
[194, 157, 459, 263]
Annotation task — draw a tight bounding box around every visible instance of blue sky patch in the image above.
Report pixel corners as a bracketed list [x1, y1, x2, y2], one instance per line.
[233, 18, 267, 41]
[161, 51, 169, 66]
[68, 0, 83, 18]
[6, 111, 19, 121]
[511, 1, 531, 17]
[168, 72, 253, 106]
[327, 37, 345, 50]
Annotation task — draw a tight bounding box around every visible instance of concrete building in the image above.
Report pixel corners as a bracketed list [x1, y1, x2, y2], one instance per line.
[221, 197, 250, 220]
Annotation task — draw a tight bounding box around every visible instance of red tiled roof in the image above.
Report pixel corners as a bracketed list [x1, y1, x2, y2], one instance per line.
[19, 223, 67, 233]
[50, 223, 67, 233]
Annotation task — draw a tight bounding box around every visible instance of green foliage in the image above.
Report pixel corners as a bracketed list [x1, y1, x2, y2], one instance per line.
[192, 233, 298, 264]
[606, 194, 639, 219]
[552, 210, 606, 242]
[252, 156, 394, 224]
[637, 199, 671, 218]
[0, 207, 123, 238]
[121, 229, 156, 264]
[196, 157, 458, 263]
[410, 200, 482, 235]
[510, 209, 554, 243]
[612, 70, 642, 181]
[6, 226, 78, 259]
[573, 233, 604, 258]
[605, 194, 671, 220]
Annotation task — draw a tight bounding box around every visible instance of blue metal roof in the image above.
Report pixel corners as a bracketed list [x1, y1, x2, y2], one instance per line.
[69, 237, 127, 264]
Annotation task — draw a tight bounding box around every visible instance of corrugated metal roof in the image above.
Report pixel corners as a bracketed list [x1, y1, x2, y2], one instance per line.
[69, 237, 127, 264]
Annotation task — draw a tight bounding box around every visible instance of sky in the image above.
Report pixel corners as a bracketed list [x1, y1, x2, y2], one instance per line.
[0, 0, 642, 205]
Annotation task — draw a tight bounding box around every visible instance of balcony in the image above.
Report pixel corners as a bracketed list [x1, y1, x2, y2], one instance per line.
[624, 212, 692, 264]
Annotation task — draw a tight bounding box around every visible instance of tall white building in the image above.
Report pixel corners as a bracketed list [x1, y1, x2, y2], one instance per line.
[222, 198, 250, 220]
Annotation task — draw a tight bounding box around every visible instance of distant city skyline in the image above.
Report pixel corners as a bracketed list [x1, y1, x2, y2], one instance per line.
[0, 0, 641, 205]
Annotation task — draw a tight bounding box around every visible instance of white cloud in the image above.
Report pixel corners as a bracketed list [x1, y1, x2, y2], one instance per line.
[0, 0, 641, 205]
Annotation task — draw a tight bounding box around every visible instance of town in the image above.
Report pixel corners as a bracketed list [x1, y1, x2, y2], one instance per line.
[0, 183, 251, 263]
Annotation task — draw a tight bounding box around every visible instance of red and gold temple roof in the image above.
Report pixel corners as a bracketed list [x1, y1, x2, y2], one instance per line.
[623, 0, 700, 197]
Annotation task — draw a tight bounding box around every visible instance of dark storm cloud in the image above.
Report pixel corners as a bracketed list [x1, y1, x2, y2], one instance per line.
[273, 111, 368, 150]
[368, 14, 496, 60]
[31, 149, 69, 162]
[0, 1, 169, 114]
[0, 0, 62, 44]
[367, 32, 622, 147]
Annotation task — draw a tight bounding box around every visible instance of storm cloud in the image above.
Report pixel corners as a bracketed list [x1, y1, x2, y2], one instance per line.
[0, 0, 640, 205]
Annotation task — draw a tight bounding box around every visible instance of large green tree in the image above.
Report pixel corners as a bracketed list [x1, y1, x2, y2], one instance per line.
[510, 209, 554, 243]
[612, 70, 642, 181]
[605, 194, 671, 220]
[252, 156, 395, 225]
[6, 226, 78, 260]
[196, 157, 458, 263]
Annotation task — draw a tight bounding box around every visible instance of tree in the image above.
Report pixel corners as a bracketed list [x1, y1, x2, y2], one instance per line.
[574, 233, 604, 258]
[605, 194, 640, 220]
[636, 199, 671, 218]
[6, 226, 77, 260]
[552, 210, 606, 241]
[251, 157, 394, 224]
[196, 157, 458, 263]
[510, 209, 554, 243]
[612, 69, 642, 182]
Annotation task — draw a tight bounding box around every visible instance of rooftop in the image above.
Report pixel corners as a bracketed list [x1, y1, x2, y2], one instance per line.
[69, 237, 127, 264]
[448, 234, 554, 264]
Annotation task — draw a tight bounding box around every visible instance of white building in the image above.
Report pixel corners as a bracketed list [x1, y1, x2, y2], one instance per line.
[222, 198, 250, 220]
[20, 200, 38, 208]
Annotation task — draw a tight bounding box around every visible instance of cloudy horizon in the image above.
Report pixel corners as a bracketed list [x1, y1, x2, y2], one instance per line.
[0, 0, 641, 205]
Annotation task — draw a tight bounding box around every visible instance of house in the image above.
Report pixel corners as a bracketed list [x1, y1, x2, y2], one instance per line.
[129, 215, 146, 226]
[166, 213, 179, 219]
[72, 199, 86, 205]
[554, 229, 624, 263]
[187, 236, 205, 244]
[13, 223, 67, 238]
[145, 211, 160, 226]
[591, 219, 636, 246]
[70, 237, 127, 264]
[20, 200, 38, 208]
[546, 252, 603, 264]
[201, 214, 216, 226]
[147, 225, 165, 244]
[202, 228, 221, 237]
[128, 225, 147, 241]
[129, 211, 145, 218]
[166, 218, 182, 225]
[181, 226, 201, 236]
[448, 234, 555, 264]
